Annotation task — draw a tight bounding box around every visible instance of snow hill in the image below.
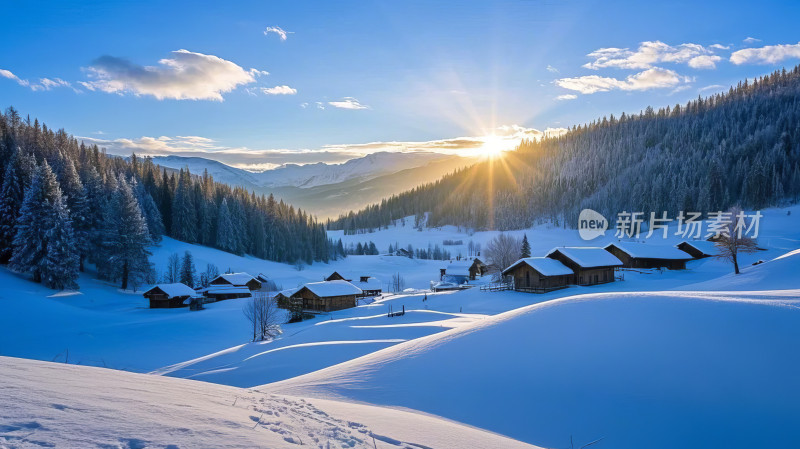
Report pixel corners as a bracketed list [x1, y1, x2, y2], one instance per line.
[0, 356, 534, 449]
[264, 286, 800, 449]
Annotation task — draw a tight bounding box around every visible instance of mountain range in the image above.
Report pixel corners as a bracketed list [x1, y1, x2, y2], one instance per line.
[151, 152, 479, 218]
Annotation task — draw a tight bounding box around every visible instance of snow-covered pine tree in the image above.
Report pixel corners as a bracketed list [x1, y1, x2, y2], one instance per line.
[99, 177, 152, 290]
[132, 177, 165, 242]
[520, 234, 531, 258]
[171, 168, 197, 243]
[0, 149, 28, 263]
[42, 196, 80, 290]
[216, 197, 237, 253]
[179, 251, 197, 288]
[10, 161, 75, 285]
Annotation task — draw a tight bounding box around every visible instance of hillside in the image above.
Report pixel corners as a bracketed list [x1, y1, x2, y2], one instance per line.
[329, 65, 800, 232]
[153, 153, 477, 219]
[264, 280, 800, 448]
[0, 356, 535, 449]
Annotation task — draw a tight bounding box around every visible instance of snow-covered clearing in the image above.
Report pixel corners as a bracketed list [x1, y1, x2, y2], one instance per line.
[0, 356, 534, 449]
[1, 205, 799, 447]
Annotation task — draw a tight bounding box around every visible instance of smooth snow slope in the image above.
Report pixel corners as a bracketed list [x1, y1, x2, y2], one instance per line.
[264, 287, 800, 448]
[0, 356, 535, 449]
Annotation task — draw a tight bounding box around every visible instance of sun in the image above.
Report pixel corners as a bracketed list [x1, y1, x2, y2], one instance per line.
[478, 134, 509, 158]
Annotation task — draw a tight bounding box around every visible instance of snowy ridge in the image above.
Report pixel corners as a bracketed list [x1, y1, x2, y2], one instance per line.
[0, 356, 536, 449]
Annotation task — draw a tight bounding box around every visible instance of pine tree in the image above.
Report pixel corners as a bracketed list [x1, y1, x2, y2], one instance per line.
[216, 198, 237, 253]
[520, 234, 531, 258]
[10, 161, 76, 286]
[42, 198, 80, 290]
[172, 168, 197, 242]
[0, 150, 27, 263]
[99, 178, 152, 290]
[179, 250, 196, 288]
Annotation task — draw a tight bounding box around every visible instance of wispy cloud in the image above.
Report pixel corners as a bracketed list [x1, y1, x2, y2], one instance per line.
[709, 44, 730, 50]
[546, 65, 559, 73]
[687, 55, 721, 69]
[264, 26, 292, 41]
[583, 41, 720, 70]
[730, 42, 800, 65]
[1, 69, 81, 92]
[76, 125, 565, 170]
[743, 37, 761, 44]
[556, 94, 577, 100]
[698, 84, 727, 93]
[556, 67, 691, 94]
[261, 85, 297, 95]
[328, 97, 369, 110]
[80, 49, 266, 101]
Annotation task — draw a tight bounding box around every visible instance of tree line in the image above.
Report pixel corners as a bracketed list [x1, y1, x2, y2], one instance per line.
[0, 108, 342, 290]
[328, 65, 800, 232]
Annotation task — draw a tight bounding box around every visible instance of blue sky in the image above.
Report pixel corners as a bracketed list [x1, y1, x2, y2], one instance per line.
[2, 0, 800, 169]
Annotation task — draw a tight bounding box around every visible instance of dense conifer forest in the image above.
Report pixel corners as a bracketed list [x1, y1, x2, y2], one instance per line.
[0, 109, 343, 290]
[328, 65, 800, 233]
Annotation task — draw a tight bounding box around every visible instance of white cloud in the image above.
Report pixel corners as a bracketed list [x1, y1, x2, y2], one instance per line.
[710, 44, 730, 50]
[688, 55, 721, 69]
[698, 84, 726, 93]
[81, 49, 263, 101]
[0, 69, 30, 87]
[546, 65, 559, 73]
[264, 26, 292, 41]
[583, 41, 716, 70]
[300, 102, 309, 108]
[315, 101, 325, 110]
[76, 125, 563, 170]
[556, 67, 690, 94]
[328, 97, 369, 110]
[556, 94, 577, 100]
[261, 85, 297, 95]
[743, 37, 761, 44]
[730, 42, 800, 65]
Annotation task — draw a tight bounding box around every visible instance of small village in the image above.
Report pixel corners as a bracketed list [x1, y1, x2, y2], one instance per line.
[142, 239, 720, 316]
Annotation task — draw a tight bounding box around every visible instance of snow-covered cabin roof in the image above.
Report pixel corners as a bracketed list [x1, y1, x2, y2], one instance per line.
[502, 257, 574, 276]
[547, 247, 623, 268]
[144, 283, 197, 298]
[206, 286, 251, 295]
[605, 242, 693, 260]
[212, 272, 257, 286]
[677, 240, 718, 257]
[446, 260, 473, 276]
[299, 280, 363, 298]
[355, 277, 382, 290]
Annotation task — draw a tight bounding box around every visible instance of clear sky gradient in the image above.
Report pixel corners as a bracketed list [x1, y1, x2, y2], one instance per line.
[2, 0, 800, 169]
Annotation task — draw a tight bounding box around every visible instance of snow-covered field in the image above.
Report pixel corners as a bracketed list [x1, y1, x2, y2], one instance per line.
[1, 356, 534, 449]
[2, 204, 800, 448]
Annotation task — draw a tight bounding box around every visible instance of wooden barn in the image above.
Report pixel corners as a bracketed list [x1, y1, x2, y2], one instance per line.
[288, 280, 363, 312]
[501, 257, 574, 293]
[677, 240, 718, 259]
[546, 247, 623, 286]
[143, 283, 197, 308]
[209, 272, 261, 291]
[604, 242, 694, 270]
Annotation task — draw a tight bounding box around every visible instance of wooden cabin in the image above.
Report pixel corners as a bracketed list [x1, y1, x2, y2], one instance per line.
[202, 285, 252, 302]
[442, 258, 488, 282]
[143, 283, 197, 308]
[604, 242, 693, 270]
[677, 240, 718, 259]
[546, 247, 622, 286]
[501, 257, 573, 293]
[288, 280, 363, 312]
[209, 272, 261, 291]
[354, 276, 382, 297]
